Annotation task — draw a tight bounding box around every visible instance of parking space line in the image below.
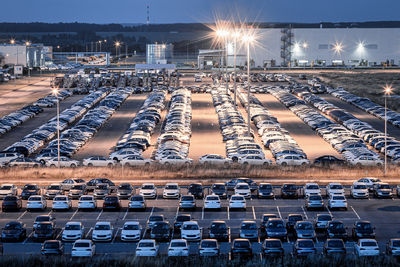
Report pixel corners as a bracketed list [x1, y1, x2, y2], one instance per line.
[17, 211, 27, 220]
[301, 206, 308, 220]
[252, 206, 256, 220]
[55, 229, 63, 240]
[47, 210, 52, 216]
[201, 206, 204, 220]
[122, 208, 129, 220]
[23, 231, 33, 244]
[276, 206, 282, 218]
[227, 206, 230, 220]
[326, 207, 333, 217]
[85, 227, 93, 238]
[175, 205, 179, 218]
[70, 209, 79, 221]
[96, 210, 103, 220]
[112, 228, 120, 243]
[350, 206, 361, 219]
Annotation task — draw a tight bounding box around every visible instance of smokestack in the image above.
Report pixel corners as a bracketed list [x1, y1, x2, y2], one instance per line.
[146, 5, 150, 25]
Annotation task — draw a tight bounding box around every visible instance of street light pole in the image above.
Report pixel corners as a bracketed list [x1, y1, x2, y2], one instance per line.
[53, 88, 60, 168]
[247, 41, 251, 135]
[384, 85, 393, 175]
[233, 32, 239, 108]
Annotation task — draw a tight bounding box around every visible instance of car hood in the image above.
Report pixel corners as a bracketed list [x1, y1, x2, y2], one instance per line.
[93, 230, 111, 235]
[2, 229, 22, 235]
[63, 230, 81, 235]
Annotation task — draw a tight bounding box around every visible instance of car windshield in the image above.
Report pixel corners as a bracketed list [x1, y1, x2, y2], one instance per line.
[0, 186, 12, 190]
[37, 224, 52, 230]
[307, 185, 319, 190]
[234, 241, 250, 248]
[48, 185, 60, 190]
[260, 184, 272, 190]
[96, 185, 108, 190]
[24, 185, 37, 190]
[139, 242, 154, 248]
[330, 184, 343, 190]
[379, 184, 391, 189]
[142, 185, 154, 189]
[354, 184, 367, 189]
[149, 216, 163, 222]
[332, 196, 345, 200]
[289, 216, 302, 222]
[297, 223, 313, 230]
[81, 197, 93, 201]
[176, 216, 190, 222]
[189, 184, 202, 190]
[4, 196, 17, 201]
[5, 223, 21, 230]
[263, 215, 277, 221]
[119, 184, 131, 190]
[392, 241, 400, 247]
[241, 223, 257, 230]
[213, 185, 224, 190]
[36, 217, 50, 222]
[30, 197, 42, 201]
[298, 241, 314, 248]
[131, 196, 143, 201]
[171, 242, 186, 248]
[207, 196, 219, 201]
[65, 224, 81, 230]
[361, 241, 377, 247]
[44, 242, 59, 249]
[237, 184, 249, 190]
[124, 224, 139, 230]
[318, 215, 332, 221]
[283, 184, 296, 190]
[357, 223, 372, 230]
[153, 223, 169, 230]
[71, 185, 84, 190]
[105, 197, 117, 202]
[183, 224, 199, 230]
[329, 223, 344, 230]
[201, 241, 217, 248]
[268, 221, 284, 228]
[264, 241, 282, 248]
[165, 185, 178, 190]
[309, 195, 322, 200]
[211, 223, 227, 230]
[74, 242, 90, 248]
[181, 196, 194, 201]
[95, 224, 110, 230]
[328, 240, 344, 247]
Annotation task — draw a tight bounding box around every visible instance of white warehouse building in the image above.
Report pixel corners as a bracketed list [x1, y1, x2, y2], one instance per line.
[220, 28, 400, 68]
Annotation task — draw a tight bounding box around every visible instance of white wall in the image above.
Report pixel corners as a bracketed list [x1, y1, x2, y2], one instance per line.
[0, 45, 27, 67]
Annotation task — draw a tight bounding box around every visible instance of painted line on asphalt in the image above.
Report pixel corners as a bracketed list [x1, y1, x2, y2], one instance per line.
[85, 227, 93, 238]
[351, 206, 361, 219]
[201, 206, 204, 220]
[252, 206, 256, 220]
[326, 207, 333, 217]
[70, 209, 79, 221]
[17, 211, 27, 221]
[23, 232, 33, 244]
[123, 208, 129, 220]
[301, 206, 308, 220]
[276, 206, 282, 218]
[227, 206, 230, 220]
[96, 210, 103, 220]
[112, 228, 120, 243]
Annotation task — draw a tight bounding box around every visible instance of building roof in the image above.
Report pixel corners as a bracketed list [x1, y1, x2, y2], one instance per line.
[135, 63, 176, 70]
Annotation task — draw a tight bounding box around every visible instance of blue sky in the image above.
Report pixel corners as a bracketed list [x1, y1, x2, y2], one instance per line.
[2, 0, 399, 24]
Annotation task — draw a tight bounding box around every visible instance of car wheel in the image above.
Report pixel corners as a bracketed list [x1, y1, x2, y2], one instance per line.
[125, 163, 130, 167]
[50, 164, 56, 168]
[71, 164, 76, 168]
[164, 162, 170, 166]
[301, 162, 306, 166]
[145, 162, 150, 167]
[232, 157, 238, 163]
[88, 163, 93, 167]
[40, 160, 45, 165]
[243, 162, 249, 166]
[281, 162, 287, 166]
[356, 163, 362, 168]
[113, 158, 119, 162]
[107, 163, 113, 167]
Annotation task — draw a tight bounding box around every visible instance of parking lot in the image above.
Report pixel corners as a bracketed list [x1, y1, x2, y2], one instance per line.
[1, 186, 400, 256]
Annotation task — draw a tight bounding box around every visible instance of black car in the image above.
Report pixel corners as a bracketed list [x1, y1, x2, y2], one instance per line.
[265, 218, 288, 241]
[262, 239, 284, 256]
[103, 196, 121, 210]
[33, 222, 55, 241]
[327, 221, 348, 241]
[1, 221, 26, 242]
[314, 155, 345, 165]
[150, 221, 171, 241]
[211, 183, 227, 198]
[2, 196, 22, 211]
[258, 183, 274, 199]
[20, 184, 40, 200]
[324, 239, 346, 255]
[86, 178, 115, 191]
[188, 183, 203, 199]
[231, 239, 252, 258]
[117, 183, 133, 199]
[260, 213, 279, 233]
[286, 214, 303, 232]
[209, 220, 229, 241]
[41, 240, 63, 255]
[174, 214, 192, 231]
[352, 221, 375, 240]
[281, 184, 298, 199]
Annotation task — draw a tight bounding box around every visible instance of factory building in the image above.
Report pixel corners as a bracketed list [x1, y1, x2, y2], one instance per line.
[146, 43, 174, 64]
[0, 43, 51, 68]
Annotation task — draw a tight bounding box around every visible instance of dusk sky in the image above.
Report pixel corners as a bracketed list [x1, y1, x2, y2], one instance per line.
[2, 0, 399, 24]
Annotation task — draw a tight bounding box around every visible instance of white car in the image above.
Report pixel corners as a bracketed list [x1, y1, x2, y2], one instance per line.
[27, 195, 47, 211]
[198, 154, 231, 165]
[121, 221, 141, 242]
[0, 152, 22, 165]
[163, 183, 180, 199]
[326, 183, 345, 197]
[92, 222, 113, 242]
[349, 156, 383, 167]
[78, 195, 97, 210]
[0, 184, 17, 199]
[128, 195, 146, 210]
[45, 183, 63, 199]
[110, 150, 141, 162]
[158, 155, 193, 165]
[234, 183, 251, 198]
[229, 195, 246, 210]
[357, 177, 382, 191]
[52, 195, 72, 211]
[328, 194, 348, 210]
[168, 239, 189, 256]
[60, 178, 86, 191]
[204, 195, 221, 210]
[181, 221, 202, 241]
[351, 182, 369, 199]
[62, 222, 85, 242]
[46, 157, 80, 168]
[238, 155, 272, 166]
[139, 183, 157, 199]
[304, 183, 321, 197]
[199, 239, 219, 256]
[136, 239, 159, 256]
[354, 239, 380, 256]
[71, 240, 95, 257]
[276, 155, 310, 166]
[82, 156, 114, 167]
[120, 156, 152, 167]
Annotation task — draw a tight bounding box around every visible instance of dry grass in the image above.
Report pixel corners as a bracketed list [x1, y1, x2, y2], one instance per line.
[1, 164, 399, 186]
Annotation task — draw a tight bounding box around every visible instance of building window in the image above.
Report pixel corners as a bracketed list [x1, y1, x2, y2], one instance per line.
[318, 44, 329, 49]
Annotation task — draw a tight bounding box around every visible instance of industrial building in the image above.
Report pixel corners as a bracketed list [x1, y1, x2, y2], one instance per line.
[0, 43, 51, 68]
[199, 27, 400, 69]
[146, 43, 174, 64]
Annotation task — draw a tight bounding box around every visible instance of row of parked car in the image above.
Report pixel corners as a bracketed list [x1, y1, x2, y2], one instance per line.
[110, 88, 167, 163]
[329, 86, 400, 127]
[211, 87, 266, 163]
[4, 88, 110, 158]
[0, 90, 72, 136]
[237, 86, 309, 166]
[153, 88, 193, 164]
[294, 87, 390, 165]
[267, 86, 381, 166]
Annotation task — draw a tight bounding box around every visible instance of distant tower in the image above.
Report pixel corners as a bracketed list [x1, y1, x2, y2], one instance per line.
[146, 5, 150, 25]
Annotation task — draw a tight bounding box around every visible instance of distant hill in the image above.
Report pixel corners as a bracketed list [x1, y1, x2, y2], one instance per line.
[0, 21, 399, 33]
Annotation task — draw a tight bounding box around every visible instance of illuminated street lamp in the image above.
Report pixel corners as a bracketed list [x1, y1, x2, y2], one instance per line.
[384, 85, 393, 175]
[25, 41, 31, 79]
[115, 41, 121, 61]
[52, 88, 60, 168]
[10, 39, 15, 44]
[232, 30, 241, 107]
[242, 31, 255, 135]
[98, 40, 102, 52]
